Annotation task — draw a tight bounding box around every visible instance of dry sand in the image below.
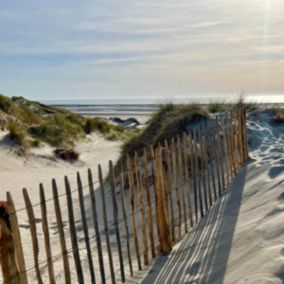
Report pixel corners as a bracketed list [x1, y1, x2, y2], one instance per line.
[0, 132, 122, 283]
[0, 110, 283, 283]
[139, 110, 284, 284]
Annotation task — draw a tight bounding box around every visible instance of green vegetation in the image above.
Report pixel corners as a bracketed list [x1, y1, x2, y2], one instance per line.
[0, 94, 134, 152]
[271, 108, 284, 123]
[120, 103, 209, 160]
[7, 122, 26, 145]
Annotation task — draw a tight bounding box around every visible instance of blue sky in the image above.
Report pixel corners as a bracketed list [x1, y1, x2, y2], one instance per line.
[0, 0, 283, 101]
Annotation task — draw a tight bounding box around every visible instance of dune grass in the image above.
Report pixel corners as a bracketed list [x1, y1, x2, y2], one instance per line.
[0, 94, 134, 150]
[119, 103, 209, 161]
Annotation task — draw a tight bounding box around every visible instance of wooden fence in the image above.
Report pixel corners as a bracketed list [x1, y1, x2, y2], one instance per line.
[0, 107, 248, 283]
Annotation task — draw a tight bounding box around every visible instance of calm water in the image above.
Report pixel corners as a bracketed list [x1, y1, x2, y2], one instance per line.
[42, 95, 283, 120]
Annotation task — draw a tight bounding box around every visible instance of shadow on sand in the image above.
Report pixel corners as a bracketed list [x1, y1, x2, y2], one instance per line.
[141, 164, 248, 284]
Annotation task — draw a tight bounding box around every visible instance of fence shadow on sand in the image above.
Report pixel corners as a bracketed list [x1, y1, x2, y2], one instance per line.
[141, 164, 248, 284]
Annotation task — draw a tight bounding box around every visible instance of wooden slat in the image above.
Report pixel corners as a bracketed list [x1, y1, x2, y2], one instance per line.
[199, 124, 208, 212]
[243, 108, 249, 161]
[150, 146, 161, 246]
[119, 163, 133, 276]
[207, 126, 217, 201]
[201, 123, 212, 208]
[176, 136, 188, 233]
[88, 169, 106, 283]
[163, 141, 175, 241]
[143, 149, 156, 258]
[217, 118, 226, 193]
[155, 146, 172, 254]
[52, 179, 71, 284]
[6, 192, 28, 284]
[170, 138, 182, 238]
[65, 176, 84, 284]
[23, 188, 43, 284]
[109, 161, 125, 282]
[231, 112, 238, 178]
[77, 172, 96, 284]
[220, 116, 230, 188]
[98, 164, 116, 283]
[182, 133, 194, 228]
[213, 120, 223, 196]
[237, 109, 244, 166]
[134, 153, 149, 266]
[194, 127, 204, 218]
[189, 130, 198, 223]
[0, 203, 21, 284]
[39, 184, 56, 284]
[126, 156, 142, 271]
[224, 112, 233, 184]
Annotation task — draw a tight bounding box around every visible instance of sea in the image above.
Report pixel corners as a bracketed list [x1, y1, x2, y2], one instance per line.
[42, 95, 284, 122]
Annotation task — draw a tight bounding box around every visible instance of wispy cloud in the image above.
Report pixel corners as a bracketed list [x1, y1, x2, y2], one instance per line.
[0, 0, 283, 99]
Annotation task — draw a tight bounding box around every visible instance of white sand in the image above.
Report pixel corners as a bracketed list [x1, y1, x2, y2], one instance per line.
[139, 110, 284, 283]
[0, 132, 122, 283]
[0, 110, 283, 283]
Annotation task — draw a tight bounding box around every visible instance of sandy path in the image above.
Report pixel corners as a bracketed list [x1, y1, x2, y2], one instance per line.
[140, 110, 284, 284]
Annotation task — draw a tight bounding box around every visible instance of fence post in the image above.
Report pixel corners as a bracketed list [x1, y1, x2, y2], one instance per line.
[5, 193, 28, 284]
[0, 201, 22, 284]
[155, 146, 172, 254]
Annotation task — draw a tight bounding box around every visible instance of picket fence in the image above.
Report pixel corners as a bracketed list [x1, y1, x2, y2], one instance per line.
[0, 107, 248, 284]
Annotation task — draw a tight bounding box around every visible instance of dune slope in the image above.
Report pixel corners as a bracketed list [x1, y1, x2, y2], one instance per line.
[141, 110, 284, 284]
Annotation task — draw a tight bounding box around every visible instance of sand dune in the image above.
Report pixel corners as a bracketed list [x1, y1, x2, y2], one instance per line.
[140, 110, 284, 283]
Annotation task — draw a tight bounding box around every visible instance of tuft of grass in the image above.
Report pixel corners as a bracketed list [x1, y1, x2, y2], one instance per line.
[208, 101, 227, 113]
[0, 95, 15, 113]
[85, 117, 112, 134]
[8, 122, 27, 145]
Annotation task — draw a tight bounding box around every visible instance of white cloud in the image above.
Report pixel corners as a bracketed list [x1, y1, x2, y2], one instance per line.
[0, 0, 283, 99]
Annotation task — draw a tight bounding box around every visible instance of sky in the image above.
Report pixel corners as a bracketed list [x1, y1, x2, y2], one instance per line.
[0, 0, 283, 102]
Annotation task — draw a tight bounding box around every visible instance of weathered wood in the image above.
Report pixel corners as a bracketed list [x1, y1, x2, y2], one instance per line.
[134, 152, 149, 266]
[6, 192, 28, 284]
[216, 119, 226, 193]
[22, 188, 43, 284]
[194, 127, 204, 218]
[176, 136, 188, 233]
[119, 163, 133, 276]
[211, 122, 222, 197]
[65, 176, 84, 284]
[98, 164, 116, 283]
[126, 156, 142, 270]
[189, 130, 198, 223]
[182, 133, 194, 228]
[170, 138, 182, 238]
[143, 149, 156, 258]
[77, 172, 96, 284]
[163, 141, 176, 241]
[109, 161, 125, 282]
[220, 116, 230, 188]
[39, 184, 56, 284]
[230, 111, 237, 174]
[52, 179, 71, 284]
[0, 202, 22, 284]
[207, 127, 217, 201]
[243, 108, 249, 161]
[199, 124, 209, 212]
[224, 112, 233, 184]
[155, 146, 172, 254]
[88, 169, 106, 283]
[237, 109, 244, 166]
[201, 123, 212, 208]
